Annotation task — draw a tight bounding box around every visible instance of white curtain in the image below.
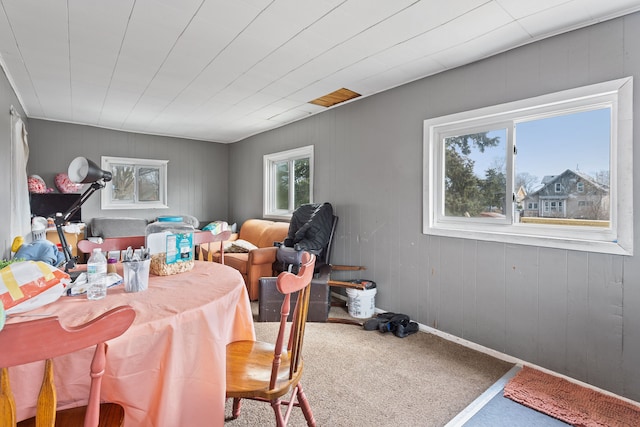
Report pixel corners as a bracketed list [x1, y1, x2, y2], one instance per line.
[10, 107, 31, 246]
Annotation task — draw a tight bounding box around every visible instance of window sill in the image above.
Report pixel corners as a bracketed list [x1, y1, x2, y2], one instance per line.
[425, 225, 631, 256]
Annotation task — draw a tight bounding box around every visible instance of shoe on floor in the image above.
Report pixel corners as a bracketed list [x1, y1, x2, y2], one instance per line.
[378, 314, 410, 333]
[363, 317, 384, 330]
[362, 312, 400, 331]
[394, 321, 419, 338]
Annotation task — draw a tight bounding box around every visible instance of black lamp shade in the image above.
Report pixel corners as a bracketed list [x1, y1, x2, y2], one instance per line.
[68, 157, 112, 183]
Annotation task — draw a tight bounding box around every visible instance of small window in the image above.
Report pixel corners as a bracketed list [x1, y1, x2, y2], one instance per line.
[263, 145, 314, 219]
[101, 156, 168, 209]
[423, 77, 633, 255]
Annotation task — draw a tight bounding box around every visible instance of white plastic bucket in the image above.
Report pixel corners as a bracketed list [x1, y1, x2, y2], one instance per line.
[346, 287, 377, 319]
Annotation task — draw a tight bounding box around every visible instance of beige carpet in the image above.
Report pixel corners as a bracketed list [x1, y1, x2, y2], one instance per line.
[504, 366, 640, 427]
[224, 302, 513, 426]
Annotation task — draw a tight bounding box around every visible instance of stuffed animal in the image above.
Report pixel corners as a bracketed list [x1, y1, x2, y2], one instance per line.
[14, 239, 65, 267]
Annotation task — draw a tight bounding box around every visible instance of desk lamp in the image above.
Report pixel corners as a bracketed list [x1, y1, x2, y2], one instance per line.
[55, 157, 112, 273]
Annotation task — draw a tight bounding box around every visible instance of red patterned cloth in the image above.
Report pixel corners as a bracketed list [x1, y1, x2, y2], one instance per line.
[27, 175, 47, 193]
[55, 172, 82, 193]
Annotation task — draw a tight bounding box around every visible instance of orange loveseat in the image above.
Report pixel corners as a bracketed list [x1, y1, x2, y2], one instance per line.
[208, 219, 289, 300]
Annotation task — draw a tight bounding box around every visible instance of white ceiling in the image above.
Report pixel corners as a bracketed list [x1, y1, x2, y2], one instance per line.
[1, 0, 639, 144]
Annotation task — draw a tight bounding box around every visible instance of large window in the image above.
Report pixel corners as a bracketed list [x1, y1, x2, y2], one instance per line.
[423, 77, 633, 255]
[263, 145, 313, 219]
[101, 156, 168, 210]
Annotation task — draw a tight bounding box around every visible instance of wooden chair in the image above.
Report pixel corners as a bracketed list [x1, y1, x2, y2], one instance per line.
[77, 236, 146, 261]
[193, 230, 231, 264]
[226, 252, 316, 427]
[0, 305, 136, 427]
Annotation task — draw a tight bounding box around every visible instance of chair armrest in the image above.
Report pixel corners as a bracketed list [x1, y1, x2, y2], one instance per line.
[327, 279, 368, 290]
[248, 246, 278, 265]
[314, 263, 332, 283]
[330, 264, 366, 271]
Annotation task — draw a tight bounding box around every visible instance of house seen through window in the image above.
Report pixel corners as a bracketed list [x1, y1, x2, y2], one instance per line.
[424, 77, 633, 255]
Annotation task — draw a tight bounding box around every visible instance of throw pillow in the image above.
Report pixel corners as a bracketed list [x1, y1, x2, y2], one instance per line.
[226, 239, 258, 253]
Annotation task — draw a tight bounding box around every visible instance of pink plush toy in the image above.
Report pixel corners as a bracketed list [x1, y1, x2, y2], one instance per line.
[55, 172, 82, 193]
[27, 175, 47, 193]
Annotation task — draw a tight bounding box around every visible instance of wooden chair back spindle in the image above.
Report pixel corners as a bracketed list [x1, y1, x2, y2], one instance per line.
[0, 306, 136, 427]
[193, 230, 231, 264]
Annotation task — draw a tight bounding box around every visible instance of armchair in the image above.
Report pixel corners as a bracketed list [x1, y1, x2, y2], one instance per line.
[220, 219, 289, 300]
[260, 203, 367, 323]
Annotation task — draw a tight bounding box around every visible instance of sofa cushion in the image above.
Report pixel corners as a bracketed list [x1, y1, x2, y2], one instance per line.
[256, 222, 290, 247]
[237, 219, 289, 248]
[238, 219, 273, 245]
[227, 239, 258, 253]
[224, 253, 249, 274]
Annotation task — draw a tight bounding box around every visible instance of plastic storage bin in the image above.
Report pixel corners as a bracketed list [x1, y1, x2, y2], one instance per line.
[146, 216, 195, 276]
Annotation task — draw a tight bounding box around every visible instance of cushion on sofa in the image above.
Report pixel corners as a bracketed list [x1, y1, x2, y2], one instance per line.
[226, 239, 258, 253]
[237, 219, 273, 245]
[237, 220, 289, 248]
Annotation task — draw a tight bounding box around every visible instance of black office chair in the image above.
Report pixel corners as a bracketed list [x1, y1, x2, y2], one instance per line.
[273, 202, 335, 275]
[260, 203, 366, 323]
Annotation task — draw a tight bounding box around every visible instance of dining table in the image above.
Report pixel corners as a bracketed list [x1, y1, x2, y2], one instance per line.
[7, 260, 255, 427]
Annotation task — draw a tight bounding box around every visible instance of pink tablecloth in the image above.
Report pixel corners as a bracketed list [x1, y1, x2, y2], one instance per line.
[9, 261, 255, 427]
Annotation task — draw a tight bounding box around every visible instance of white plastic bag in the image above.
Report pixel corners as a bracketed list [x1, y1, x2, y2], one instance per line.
[0, 261, 70, 314]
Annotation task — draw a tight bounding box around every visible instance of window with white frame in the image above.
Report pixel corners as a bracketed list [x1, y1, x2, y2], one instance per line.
[423, 77, 633, 255]
[101, 156, 168, 209]
[263, 145, 313, 219]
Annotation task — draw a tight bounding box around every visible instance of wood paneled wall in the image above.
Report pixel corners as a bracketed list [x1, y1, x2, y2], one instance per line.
[228, 13, 640, 401]
[26, 120, 229, 226]
[0, 66, 27, 259]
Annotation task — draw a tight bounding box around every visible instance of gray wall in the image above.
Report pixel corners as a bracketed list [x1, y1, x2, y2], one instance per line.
[229, 14, 640, 400]
[0, 66, 26, 258]
[26, 119, 229, 226]
[3, 8, 638, 402]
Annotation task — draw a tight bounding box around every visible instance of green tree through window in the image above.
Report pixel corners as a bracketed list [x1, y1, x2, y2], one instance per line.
[264, 146, 314, 218]
[444, 133, 502, 217]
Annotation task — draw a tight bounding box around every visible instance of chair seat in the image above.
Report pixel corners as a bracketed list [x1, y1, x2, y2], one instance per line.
[18, 402, 125, 427]
[226, 253, 316, 426]
[226, 340, 304, 400]
[223, 253, 249, 274]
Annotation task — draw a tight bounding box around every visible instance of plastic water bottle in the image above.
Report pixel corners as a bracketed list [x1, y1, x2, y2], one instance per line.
[87, 248, 107, 300]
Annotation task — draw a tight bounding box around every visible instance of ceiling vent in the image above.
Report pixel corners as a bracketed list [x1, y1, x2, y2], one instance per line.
[309, 88, 361, 107]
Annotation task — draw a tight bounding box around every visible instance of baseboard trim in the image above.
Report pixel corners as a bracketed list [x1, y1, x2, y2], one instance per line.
[331, 291, 640, 408]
